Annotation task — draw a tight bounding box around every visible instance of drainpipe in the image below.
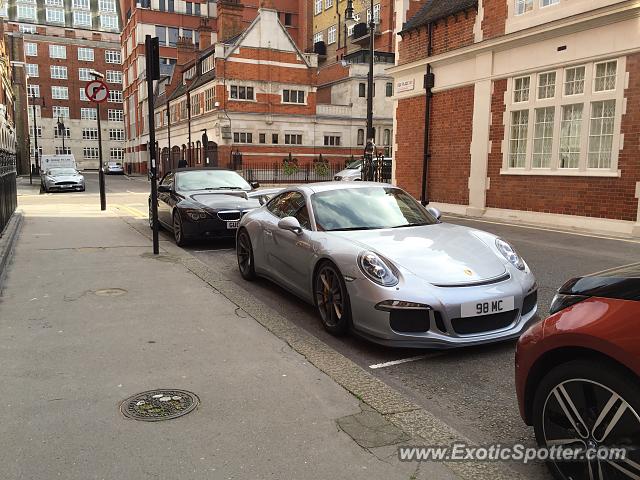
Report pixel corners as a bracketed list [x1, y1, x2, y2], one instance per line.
[420, 22, 434, 206]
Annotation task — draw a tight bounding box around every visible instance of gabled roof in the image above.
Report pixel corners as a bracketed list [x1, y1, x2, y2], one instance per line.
[401, 0, 478, 34]
[224, 8, 312, 68]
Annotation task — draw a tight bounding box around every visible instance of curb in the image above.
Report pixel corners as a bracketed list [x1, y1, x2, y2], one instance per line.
[0, 212, 23, 291]
[119, 215, 532, 480]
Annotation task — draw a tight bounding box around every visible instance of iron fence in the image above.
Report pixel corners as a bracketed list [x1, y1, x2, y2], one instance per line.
[0, 150, 17, 234]
[241, 160, 345, 184]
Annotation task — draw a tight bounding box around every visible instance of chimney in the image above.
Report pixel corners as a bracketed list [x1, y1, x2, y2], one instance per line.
[217, 0, 245, 43]
[176, 36, 196, 67]
[197, 18, 213, 49]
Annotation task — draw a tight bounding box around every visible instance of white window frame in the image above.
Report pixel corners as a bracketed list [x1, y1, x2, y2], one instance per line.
[24, 42, 37, 56]
[82, 127, 99, 140]
[229, 85, 255, 101]
[313, 32, 323, 44]
[501, 58, 624, 177]
[100, 13, 118, 29]
[109, 128, 125, 141]
[78, 47, 94, 61]
[49, 44, 66, 59]
[564, 65, 585, 97]
[72, 0, 90, 9]
[52, 106, 70, 118]
[45, 7, 65, 23]
[27, 84, 40, 97]
[314, 0, 322, 15]
[79, 68, 92, 81]
[513, 76, 530, 103]
[98, 0, 116, 12]
[540, 0, 559, 7]
[25, 63, 38, 77]
[51, 86, 69, 100]
[81, 107, 97, 120]
[110, 148, 125, 161]
[50, 65, 68, 80]
[325, 0, 332, 9]
[105, 50, 121, 64]
[593, 60, 617, 93]
[83, 147, 99, 159]
[108, 109, 124, 122]
[106, 70, 122, 84]
[73, 10, 92, 26]
[327, 25, 336, 45]
[282, 89, 305, 104]
[108, 90, 123, 103]
[16, 4, 36, 20]
[80, 88, 89, 101]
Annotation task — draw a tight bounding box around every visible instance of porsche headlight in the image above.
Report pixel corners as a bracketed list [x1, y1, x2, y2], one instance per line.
[358, 251, 399, 287]
[495, 238, 525, 270]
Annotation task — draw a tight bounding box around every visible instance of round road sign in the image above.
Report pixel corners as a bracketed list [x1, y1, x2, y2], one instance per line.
[85, 80, 109, 104]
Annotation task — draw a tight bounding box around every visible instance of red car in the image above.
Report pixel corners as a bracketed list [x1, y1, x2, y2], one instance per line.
[516, 263, 640, 479]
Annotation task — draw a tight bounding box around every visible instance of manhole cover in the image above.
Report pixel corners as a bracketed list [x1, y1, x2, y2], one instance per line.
[120, 389, 199, 422]
[94, 288, 127, 297]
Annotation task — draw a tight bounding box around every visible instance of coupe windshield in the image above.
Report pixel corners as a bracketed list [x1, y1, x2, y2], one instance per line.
[311, 187, 437, 231]
[48, 168, 77, 176]
[175, 170, 251, 191]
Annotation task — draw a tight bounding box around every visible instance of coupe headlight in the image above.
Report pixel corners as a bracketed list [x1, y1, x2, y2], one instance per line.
[495, 238, 525, 270]
[549, 293, 589, 316]
[358, 251, 399, 287]
[184, 209, 207, 221]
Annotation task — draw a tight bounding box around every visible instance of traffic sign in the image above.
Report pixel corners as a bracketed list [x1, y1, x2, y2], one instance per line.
[85, 80, 109, 104]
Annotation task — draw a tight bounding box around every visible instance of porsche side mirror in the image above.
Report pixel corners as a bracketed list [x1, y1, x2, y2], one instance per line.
[250, 181, 260, 190]
[427, 206, 442, 220]
[278, 216, 303, 235]
[158, 184, 171, 193]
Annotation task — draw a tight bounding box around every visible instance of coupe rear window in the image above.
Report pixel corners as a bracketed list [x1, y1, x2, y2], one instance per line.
[311, 187, 437, 231]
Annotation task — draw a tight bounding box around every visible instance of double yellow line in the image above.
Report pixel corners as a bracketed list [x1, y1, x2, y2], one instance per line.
[111, 204, 147, 219]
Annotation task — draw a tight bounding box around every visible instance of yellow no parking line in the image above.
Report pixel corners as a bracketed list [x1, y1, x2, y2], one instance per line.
[111, 204, 148, 219]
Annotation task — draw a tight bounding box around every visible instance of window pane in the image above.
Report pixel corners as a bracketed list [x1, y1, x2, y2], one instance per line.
[564, 66, 585, 96]
[559, 104, 582, 168]
[513, 76, 530, 103]
[532, 107, 554, 168]
[537, 72, 556, 99]
[509, 110, 528, 168]
[594, 61, 617, 92]
[588, 100, 615, 168]
[515, 0, 533, 15]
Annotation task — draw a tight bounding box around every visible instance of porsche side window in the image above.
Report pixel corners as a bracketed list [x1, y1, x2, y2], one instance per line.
[266, 192, 291, 217]
[294, 205, 311, 230]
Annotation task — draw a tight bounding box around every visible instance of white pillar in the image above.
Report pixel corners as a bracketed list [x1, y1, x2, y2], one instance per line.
[467, 51, 493, 217]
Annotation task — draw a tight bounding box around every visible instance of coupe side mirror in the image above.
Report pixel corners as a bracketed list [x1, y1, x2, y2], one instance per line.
[158, 184, 171, 193]
[278, 216, 303, 235]
[250, 181, 260, 190]
[427, 206, 442, 220]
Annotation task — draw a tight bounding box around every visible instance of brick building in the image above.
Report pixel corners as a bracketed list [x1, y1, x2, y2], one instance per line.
[120, 0, 312, 173]
[390, 0, 640, 236]
[152, 7, 390, 174]
[3, 0, 125, 170]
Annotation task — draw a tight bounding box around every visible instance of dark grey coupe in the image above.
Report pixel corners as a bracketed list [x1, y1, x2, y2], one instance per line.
[149, 168, 263, 246]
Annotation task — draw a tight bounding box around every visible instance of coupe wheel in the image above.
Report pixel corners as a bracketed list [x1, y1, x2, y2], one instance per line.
[314, 262, 351, 335]
[533, 359, 640, 480]
[236, 229, 256, 280]
[173, 211, 188, 247]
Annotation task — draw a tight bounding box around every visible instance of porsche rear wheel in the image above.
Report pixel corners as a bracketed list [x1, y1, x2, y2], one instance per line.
[314, 262, 351, 336]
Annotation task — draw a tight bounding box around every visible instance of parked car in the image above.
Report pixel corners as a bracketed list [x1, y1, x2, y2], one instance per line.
[104, 162, 124, 174]
[516, 263, 640, 480]
[150, 168, 261, 246]
[236, 182, 538, 347]
[334, 158, 392, 181]
[42, 167, 85, 192]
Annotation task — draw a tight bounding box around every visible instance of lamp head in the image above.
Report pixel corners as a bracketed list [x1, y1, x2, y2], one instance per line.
[344, 0, 356, 28]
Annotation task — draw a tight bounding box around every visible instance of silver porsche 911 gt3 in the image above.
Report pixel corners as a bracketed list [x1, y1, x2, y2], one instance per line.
[236, 182, 538, 348]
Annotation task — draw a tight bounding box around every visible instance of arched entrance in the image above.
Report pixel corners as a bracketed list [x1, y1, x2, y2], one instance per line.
[203, 141, 218, 167]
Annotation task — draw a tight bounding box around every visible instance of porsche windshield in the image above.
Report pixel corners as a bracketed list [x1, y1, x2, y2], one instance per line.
[311, 187, 437, 231]
[175, 170, 251, 191]
[48, 168, 78, 176]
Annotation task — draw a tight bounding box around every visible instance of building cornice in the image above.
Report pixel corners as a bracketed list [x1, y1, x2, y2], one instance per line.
[388, 0, 640, 74]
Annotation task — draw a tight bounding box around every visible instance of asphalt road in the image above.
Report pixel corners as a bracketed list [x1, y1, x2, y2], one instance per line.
[34, 173, 639, 479]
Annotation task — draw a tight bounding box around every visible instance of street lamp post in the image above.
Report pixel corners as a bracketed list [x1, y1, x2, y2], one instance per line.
[345, 0, 376, 181]
[89, 70, 106, 210]
[57, 117, 66, 154]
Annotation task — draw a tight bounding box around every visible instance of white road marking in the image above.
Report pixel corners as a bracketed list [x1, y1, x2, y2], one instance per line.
[369, 355, 430, 369]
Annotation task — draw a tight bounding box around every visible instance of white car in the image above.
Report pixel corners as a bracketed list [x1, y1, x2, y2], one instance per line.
[334, 158, 392, 181]
[104, 162, 124, 174]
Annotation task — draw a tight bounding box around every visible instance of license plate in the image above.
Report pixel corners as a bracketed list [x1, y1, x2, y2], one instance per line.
[226, 221, 239, 229]
[461, 296, 515, 318]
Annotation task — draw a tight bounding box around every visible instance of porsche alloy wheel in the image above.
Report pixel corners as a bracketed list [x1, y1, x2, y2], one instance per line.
[314, 262, 351, 336]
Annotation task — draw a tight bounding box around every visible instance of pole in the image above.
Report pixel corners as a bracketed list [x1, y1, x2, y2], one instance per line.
[167, 98, 171, 170]
[31, 102, 38, 185]
[62, 125, 66, 153]
[364, 0, 374, 181]
[187, 91, 192, 167]
[145, 35, 160, 255]
[97, 102, 106, 210]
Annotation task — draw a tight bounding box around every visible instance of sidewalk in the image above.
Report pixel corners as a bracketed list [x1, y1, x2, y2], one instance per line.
[0, 202, 457, 479]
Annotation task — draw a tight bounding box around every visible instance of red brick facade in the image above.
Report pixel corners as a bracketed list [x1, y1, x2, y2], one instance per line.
[395, 86, 474, 204]
[480, 0, 507, 40]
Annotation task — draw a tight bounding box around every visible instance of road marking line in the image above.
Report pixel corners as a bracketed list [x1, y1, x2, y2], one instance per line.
[444, 215, 640, 244]
[369, 355, 430, 369]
